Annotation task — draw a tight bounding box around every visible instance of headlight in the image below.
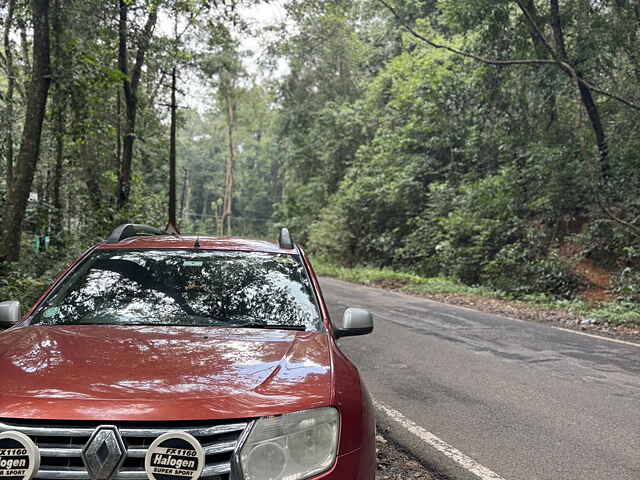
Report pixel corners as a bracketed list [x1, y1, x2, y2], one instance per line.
[239, 407, 339, 480]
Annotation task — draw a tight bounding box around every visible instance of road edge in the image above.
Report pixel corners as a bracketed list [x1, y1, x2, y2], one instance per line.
[319, 276, 640, 348]
[374, 400, 507, 480]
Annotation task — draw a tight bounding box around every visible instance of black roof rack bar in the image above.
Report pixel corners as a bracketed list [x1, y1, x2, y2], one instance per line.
[279, 227, 294, 249]
[106, 224, 169, 244]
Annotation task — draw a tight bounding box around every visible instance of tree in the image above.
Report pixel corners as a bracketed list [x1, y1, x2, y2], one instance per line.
[1, 0, 52, 261]
[377, 0, 640, 187]
[220, 63, 239, 236]
[2, 0, 17, 188]
[198, 24, 245, 235]
[272, 1, 370, 241]
[117, 0, 159, 209]
[50, 0, 66, 236]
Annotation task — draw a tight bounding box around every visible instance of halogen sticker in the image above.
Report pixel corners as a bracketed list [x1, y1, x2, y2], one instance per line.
[0, 432, 40, 480]
[144, 432, 204, 480]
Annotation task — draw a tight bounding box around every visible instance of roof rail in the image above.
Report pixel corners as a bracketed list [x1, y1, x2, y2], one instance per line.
[106, 224, 169, 244]
[278, 227, 294, 249]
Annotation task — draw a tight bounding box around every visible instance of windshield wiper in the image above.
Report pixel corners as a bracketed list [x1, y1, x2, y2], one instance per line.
[228, 321, 306, 331]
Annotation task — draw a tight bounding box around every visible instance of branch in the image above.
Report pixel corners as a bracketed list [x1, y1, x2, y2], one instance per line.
[515, 0, 640, 110]
[377, 0, 556, 67]
[174, 5, 206, 44]
[513, 0, 559, 61]
[377, 0, 640, 111]
[148, 68, 167, 107]
[577, 75, 640, 111]
[596, 193, 640, 238]
[147, 5, 203, 109]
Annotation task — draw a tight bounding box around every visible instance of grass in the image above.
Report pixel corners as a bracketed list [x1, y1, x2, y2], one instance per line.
[312, 258, 640, 329]
[313, 258, 496, 296]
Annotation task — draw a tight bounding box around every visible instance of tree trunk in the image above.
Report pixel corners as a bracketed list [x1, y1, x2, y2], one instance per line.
[51, 106, 65, 236]
[3, 0, 16, 189]
[1, 0, 51, 262]
[180, 168, 189, 221]
[116, 86, 122, 172]
[549, 0, 568, 59]
[221, 92, 237, 236]
[549, 0, 609, 183]
[117, 0, 157, 209]
[576, 78, 610, 182]
[167, 66, 178, 233]
[50, 0, 64, 237]
[19, 20, 31, 83]
[117, 0, 135, 209]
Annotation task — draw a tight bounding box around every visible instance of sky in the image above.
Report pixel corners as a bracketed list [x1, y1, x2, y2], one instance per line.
[238, 1, 289, 76]
[159, 1, 290, 112]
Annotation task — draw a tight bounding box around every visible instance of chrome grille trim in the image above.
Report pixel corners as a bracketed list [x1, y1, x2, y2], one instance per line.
[126, 440, 237, 458]
[119, 423, 247, 437]
[40, 448, 84, 457]
[0, 420, 248, 480]
[35, 463, 230, 480]
[0, 422, 247, 438]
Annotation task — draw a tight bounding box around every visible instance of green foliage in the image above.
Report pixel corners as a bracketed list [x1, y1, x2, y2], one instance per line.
[423, 172, 522, 284]
[585, 301, 640, 327]
[0, 243, 80, 313]
[272, 2, 372, 242]
[612, 261, 640, 302]
[314, 258, 640, 327]
[485, 245, 582, 299]
[272, 0, 640, 310]
[4, 0, 640, 318]
[311, 257, 496, 297]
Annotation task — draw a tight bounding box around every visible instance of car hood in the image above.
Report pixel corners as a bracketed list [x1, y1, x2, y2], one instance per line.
[0, 325, 333, 421]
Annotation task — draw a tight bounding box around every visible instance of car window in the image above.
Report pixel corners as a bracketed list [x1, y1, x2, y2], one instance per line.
[30, 250, 322, 331]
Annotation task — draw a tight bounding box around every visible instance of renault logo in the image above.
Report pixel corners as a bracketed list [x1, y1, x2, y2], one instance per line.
[82, 426, 126, 480]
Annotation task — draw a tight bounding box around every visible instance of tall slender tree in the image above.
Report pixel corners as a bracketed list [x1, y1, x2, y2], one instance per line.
[2, 0, 17, 188]
[221, 79, 238, 236]
[117, 0, 158, 209]
[50, 0, 66, 236]
[1, 0, 52, 261]
[167, 65, 179, 233]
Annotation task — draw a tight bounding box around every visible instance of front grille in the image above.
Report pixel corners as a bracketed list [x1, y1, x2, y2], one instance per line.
[0, 418, 251, 480]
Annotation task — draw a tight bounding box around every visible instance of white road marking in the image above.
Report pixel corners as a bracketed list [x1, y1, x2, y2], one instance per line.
[552, 327, 640, 348]
[374, 400, 507, 480]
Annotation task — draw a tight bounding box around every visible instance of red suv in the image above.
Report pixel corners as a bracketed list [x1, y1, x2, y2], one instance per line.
[0, 225, 375, 480]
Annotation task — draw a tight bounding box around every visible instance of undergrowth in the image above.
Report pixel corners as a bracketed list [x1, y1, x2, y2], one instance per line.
[312, 258, 640, 328]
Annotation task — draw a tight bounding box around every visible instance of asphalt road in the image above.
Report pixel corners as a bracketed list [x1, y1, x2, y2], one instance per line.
[320, 277, 640, 480]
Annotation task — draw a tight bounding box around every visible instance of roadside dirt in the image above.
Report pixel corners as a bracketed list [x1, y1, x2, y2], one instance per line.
[575, 257, 614, 303]
[363, 272, 640, 342]
[377, 433, 435, 480]
[408, 291, 640, 344]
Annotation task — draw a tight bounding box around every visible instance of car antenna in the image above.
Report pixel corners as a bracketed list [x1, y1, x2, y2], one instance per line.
[194, 234, 200, 248]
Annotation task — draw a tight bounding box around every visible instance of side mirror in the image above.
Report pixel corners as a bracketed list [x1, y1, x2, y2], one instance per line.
[0, 301, 20, 329]
[335, 308, 373, 338]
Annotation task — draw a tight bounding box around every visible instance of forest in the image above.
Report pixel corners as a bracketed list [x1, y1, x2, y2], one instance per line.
[1, 0, 640, 324]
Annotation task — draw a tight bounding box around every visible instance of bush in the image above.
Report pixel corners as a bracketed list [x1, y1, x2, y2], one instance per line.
[400, 168, 585, 298]
[308, 203, 354, 265]
[612, 263, 640, 302]
[405, 170, 522, 284]
[484, 244, 582, 299]
[0, 243, 78, 313]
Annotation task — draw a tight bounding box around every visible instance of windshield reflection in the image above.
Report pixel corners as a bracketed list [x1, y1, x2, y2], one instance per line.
[31, 250, 321, 330]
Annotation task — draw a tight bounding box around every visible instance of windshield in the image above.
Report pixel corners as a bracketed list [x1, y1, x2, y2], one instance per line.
[30, 249, 322, 331]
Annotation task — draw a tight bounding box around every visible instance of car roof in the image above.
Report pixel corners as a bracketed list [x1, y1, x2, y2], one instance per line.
[95, 236, 298, 255]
